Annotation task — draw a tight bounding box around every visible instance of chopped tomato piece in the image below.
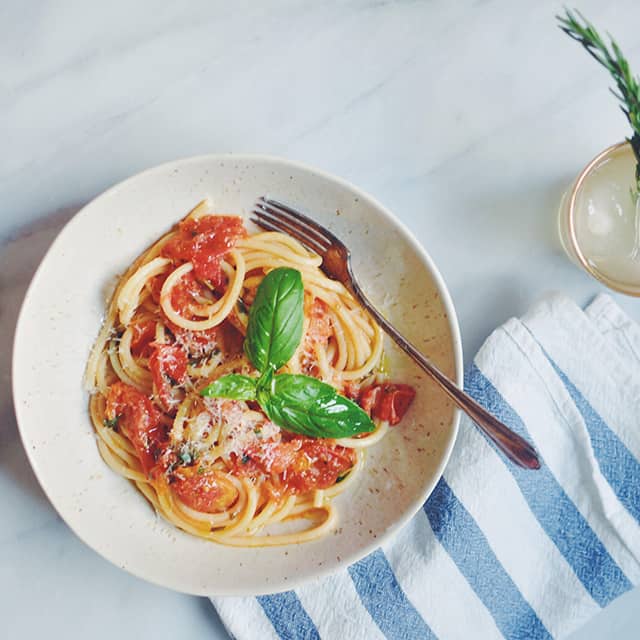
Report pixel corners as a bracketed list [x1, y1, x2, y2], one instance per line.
[162, 215, 246, 286]
[148, 273, 166, 305]
[170, 271, 209, 312]
[105, 381, 164, 475]
[147, 275, 223, 357]
[149, 269, 204, 308]
[240, 438, 356, 494]
[283, 439, 355, 494]
[307, 297, 332, 342]
[172, 467, 238, 513]
[152, 269, 215, 326]
[168, 271, 213, 320]
[149, 343, 188, 412]
[241, 440, 302, 475]
[358, 385, 380, 415]
[342, 381, 361, 400]
[218, 321, 244, 356]
[130, 320, 156, 358]
[300, 297, 332, 377]
[166, 321, 220, 358]
[359, 383, 416, 426]
[164, 319, 240, 360]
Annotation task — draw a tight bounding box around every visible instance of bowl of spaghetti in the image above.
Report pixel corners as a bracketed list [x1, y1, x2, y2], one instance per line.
[13, 155, 462, 595]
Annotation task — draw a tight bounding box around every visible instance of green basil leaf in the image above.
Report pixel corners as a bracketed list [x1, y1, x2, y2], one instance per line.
[259, 374, 375, 438]
[256, 366, 275, 407]
[244, 267, 304, 373]
[200, 374, 257, 401]
[103, 416, 119, 431]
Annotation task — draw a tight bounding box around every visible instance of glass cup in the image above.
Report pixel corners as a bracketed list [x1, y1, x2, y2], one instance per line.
[558, 141, 640, 296]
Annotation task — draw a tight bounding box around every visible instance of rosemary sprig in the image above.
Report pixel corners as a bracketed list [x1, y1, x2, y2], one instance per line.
[558, 8, 640, 192]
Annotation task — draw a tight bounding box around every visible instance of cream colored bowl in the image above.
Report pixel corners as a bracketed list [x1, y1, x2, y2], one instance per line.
[12, 155, 462, 596]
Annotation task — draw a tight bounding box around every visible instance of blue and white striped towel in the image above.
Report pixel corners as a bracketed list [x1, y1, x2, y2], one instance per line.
[212, 294, 640, 639]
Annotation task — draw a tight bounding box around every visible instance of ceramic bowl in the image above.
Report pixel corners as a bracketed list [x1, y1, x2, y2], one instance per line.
[13, 155, 462, 595]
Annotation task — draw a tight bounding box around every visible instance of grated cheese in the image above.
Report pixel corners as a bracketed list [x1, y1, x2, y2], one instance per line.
[191, 411, 211, 441]
[202, 397, 280, 459]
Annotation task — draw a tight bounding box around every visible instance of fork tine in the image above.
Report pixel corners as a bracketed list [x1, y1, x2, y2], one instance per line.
[255, 203, 331, 252]
[250, 215, 326, 255]
[260, 197, 344, 247]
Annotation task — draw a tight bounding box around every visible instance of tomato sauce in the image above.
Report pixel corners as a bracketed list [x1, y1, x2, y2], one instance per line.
[237, 436, 356, 495]
[171, 467, 238, 513]
[148, 343, 188, 412]
[154, 270, 211, 320]
[104, 381, 165, 475]
[359, 382, 416, 426]
[162, 215, 246, 287]
[103, 212, 419, 522]
[148, 272, 166, 305]
[129, 320, 156, 358]
[300, 297, 332, 377]
[167, 322, 219, 358]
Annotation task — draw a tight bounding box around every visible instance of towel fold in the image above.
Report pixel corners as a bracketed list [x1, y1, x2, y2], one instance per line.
[212, 294, 640, 640]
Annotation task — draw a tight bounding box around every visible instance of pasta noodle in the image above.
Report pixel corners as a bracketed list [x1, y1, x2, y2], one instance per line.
[84, 201, 413, 546]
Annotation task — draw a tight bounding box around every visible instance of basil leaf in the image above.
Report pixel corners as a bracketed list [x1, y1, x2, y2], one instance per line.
[179, 448, 193, 465]
[259, 374, 375, 438]
[200, 374, 257, 401]
[256, 367, 275, 407]
[103, 416, 119, 431]
[244, 267, 304, 373]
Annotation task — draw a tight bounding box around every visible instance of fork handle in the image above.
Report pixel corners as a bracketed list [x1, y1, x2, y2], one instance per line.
[353, 288, 541, 470]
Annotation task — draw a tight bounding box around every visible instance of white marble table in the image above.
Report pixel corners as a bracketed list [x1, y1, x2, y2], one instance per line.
[2, 1, 639, 637]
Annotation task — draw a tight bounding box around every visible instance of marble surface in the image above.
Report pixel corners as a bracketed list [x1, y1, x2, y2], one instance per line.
[2, 0, 639, 637]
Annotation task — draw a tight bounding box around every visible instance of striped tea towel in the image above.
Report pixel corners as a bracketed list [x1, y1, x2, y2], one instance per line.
[212, 293, 640, 640]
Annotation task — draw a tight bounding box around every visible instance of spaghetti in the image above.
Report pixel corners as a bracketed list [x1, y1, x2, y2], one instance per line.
[85, 200, 415, 546]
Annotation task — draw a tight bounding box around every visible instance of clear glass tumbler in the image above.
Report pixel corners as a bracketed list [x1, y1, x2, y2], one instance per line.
[558, 141, 640, 296]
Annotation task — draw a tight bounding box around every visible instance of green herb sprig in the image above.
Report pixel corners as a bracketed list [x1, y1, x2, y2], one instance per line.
[200, 267, 375, 439]
[558, 8, 640, 193]
[103, 416, 120, 431]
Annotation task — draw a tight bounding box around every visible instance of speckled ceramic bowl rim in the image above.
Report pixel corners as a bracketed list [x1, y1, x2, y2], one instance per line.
[12, 153, 462, 595]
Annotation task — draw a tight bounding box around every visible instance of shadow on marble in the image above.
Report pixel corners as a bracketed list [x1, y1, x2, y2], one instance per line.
[455, 274, 524, 360]
[473, 176, 568, 253]
[197, 596, 228, 635]
[0, 205, 82, 505]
